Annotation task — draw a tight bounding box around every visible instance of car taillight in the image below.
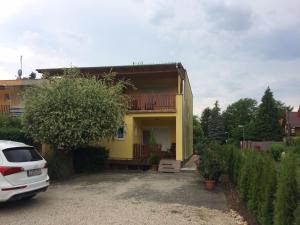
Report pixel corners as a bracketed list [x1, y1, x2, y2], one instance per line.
[0, 166, 24, 176]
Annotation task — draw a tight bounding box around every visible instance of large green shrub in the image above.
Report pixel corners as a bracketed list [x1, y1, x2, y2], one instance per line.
[274, 152, 299, 225]
[23, 68, 129, 150]
[73, 146, 109, 173]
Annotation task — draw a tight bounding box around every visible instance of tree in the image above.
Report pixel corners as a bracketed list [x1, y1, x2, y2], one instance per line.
[275, 100, 293, 118]
[193, 115, 204, 146]
[200, 107, 211, 137]
[208, 101, 225, 142]
[29, 72, 36, 79]
[223, 98, 257, 141]
[254, 87, 283, 141]
[22, 68, 129, 150]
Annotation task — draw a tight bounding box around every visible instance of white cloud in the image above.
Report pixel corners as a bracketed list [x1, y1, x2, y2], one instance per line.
[0, 0, 299, 112]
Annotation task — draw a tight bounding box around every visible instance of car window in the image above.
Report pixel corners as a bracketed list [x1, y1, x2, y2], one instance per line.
[3, 147, 43, 162]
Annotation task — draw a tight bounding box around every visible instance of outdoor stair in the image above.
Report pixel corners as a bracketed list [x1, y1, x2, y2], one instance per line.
[158, 159, 181, 173]
[180, 155, 198, 173]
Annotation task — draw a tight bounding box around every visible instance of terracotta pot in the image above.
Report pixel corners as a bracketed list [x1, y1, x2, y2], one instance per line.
[151, 165, 158, 171]
[204, 180, 215, 190]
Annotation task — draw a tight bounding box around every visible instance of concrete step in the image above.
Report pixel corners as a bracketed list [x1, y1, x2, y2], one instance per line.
[158, 159, 181, 173]
[180, 167, 197, 173]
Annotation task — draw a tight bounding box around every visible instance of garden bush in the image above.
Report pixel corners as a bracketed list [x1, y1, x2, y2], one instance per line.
[198, 140, 225, 181]
[149, 152, 160, 165]
[267, 143, 285, 161]
[73, 146, 109, 173]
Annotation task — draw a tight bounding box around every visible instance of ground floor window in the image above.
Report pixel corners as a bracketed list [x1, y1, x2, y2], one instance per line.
[117, 126, 125, 139]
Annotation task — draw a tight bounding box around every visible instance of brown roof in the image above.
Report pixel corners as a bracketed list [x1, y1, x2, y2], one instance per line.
[287, 111, 300, 127]
[36, 63, 186, 79]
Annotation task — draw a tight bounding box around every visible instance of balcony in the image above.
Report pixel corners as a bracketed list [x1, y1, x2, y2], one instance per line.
[128, 94, 176, 112]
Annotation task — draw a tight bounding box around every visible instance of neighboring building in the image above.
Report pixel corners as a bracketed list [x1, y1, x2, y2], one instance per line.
[0, 79, 44, 116]
[285, 106, 300, 136]
[37, 63, 193, 164]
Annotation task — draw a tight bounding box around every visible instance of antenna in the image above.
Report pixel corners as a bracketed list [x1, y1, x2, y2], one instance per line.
[17, 55, 23, 79]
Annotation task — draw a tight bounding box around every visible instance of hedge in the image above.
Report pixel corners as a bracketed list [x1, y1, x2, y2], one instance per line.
[44, 151, 73, 179]
[225, 144, 299, 225]
[73, 146, 109, 173]
[0, 115, 33, 144]
[274, 151, 299, 225]
[0, 127, 30, 143]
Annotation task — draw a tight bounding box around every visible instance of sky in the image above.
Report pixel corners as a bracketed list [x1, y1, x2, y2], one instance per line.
[0, 0, 299, 114]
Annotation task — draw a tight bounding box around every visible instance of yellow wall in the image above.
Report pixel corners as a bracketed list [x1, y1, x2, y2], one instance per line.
[176, 95, 183, 161]
[183, 75, 193, 160]
[100, 115, 134, 159]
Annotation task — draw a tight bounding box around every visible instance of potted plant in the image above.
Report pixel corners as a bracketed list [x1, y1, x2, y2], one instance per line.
[198, 141, 224, 190]
[149, 153, 160, 171]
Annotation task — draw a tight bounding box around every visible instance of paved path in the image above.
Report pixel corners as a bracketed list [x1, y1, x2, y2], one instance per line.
[0, 171, 241, 225]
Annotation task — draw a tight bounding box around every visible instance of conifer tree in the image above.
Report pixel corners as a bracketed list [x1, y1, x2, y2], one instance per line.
[254, 87, 283, 141]
[200, 107, 211, 137]
[208, 101, 225, 142]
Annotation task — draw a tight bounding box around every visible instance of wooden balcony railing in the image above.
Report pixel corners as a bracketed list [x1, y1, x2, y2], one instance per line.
[128, 94, 176, 111]
[133, 144, 176, 161]
[0, 105, 10, 115]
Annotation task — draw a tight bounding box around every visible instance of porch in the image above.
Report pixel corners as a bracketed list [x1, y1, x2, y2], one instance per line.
[132, 116, 177, 164]
[133, 143, 176, 163]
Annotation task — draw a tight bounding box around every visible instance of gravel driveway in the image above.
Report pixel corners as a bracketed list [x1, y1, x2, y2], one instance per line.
[0, 171, 243, 225]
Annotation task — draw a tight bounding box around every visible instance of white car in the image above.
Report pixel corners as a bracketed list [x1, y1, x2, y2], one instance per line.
[0, 140, 49, 202]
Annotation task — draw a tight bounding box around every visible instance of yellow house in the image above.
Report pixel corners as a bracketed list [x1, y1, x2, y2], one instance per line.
[37, 63, 194, 165]
[0, 79, 44, 116]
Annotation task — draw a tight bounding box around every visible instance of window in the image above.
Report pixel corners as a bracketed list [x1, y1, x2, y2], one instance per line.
[117, 126, 125, 139]
[3, 147, 43, 162]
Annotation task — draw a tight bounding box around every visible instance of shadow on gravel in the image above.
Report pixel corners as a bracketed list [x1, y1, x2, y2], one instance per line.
[61, 170, 147, 186]
[0, 198, 43, 212]
[115, 173, 228, 211]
